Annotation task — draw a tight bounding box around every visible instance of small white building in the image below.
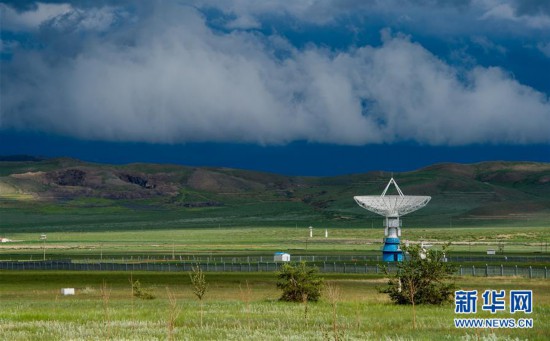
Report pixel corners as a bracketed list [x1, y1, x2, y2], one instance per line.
[61, 288, 75, 296]
[487, 249, 496, 255]
[274, 252, 291, 262]
[1, 237, 12, 243]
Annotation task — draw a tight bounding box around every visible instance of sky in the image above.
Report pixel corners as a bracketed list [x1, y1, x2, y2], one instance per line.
[1, 0, 549, 175]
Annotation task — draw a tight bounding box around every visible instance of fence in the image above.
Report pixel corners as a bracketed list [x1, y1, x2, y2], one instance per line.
[456, 264, 548, 278]
[0, 260, 547, 278]
[16, 254, 549, 264]
[193, 255, 549, 263]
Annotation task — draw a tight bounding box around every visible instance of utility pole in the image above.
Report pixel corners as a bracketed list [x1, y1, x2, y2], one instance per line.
[40, 234, 47, 261]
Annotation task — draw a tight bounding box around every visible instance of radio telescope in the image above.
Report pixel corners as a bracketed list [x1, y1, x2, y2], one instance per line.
[354, 178, 431, 262]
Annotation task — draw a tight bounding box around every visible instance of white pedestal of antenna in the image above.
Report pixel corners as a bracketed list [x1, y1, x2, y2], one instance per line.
[354, 178, 431, 262]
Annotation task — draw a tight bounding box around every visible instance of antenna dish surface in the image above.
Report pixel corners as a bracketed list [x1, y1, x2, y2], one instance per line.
[354, 178, 431, 217]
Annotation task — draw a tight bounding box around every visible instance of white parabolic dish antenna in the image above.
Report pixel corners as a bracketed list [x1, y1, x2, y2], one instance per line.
[354, 178, 431, 262]
[354, 178, 431, 217]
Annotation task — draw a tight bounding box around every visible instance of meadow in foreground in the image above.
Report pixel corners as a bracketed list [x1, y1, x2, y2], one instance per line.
[0, 272, 548, 340]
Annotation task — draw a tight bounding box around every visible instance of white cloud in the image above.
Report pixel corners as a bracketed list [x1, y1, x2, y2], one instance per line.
[46, 6, 128, 33]
[1, 2, 127, 33]
[1, 2, 549, 146]
[471, 36, 506, 54]
[0, 39, 19, 53]
[352, 37, 550, 144]
[0, 2, 72, 30]
[480, 2, 550, 29]
[538, 42, 550, 58]
[225, 15, 261, 30]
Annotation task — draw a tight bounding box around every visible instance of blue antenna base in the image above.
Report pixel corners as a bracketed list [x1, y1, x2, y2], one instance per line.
[382, 237, 403, 262]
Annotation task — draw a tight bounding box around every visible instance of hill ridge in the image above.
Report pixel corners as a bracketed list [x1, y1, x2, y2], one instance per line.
[1, 157, 549, 229]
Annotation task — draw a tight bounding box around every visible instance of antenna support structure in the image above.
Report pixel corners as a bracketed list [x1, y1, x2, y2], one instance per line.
[354, 178, 431, 262]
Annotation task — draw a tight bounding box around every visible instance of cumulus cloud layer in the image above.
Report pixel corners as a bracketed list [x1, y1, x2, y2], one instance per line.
[0, 2, 72, 30]
[1, 2, 550, 145]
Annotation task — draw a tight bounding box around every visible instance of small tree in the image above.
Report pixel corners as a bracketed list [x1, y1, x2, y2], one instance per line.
[381, 244, 456, 305]
[325, 282, 342, 340]
[166, 287, 180, 341]
[100, 280, 111, 339]
[190, 265, 208, 327]
[276, 262, 323, 302]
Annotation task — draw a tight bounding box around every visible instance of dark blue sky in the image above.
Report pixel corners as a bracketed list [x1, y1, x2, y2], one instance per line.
[1, 1, 549, 175]
[2, 131, 549, 176]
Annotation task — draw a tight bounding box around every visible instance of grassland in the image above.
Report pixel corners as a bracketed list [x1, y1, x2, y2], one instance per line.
[1, 227, 548, 340]
[1, 226, 549, 260]
[1, 159, 549, 339]
[0, 272, 548, 340]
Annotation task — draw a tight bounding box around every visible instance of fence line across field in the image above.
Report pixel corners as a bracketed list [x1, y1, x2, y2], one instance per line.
[127, 255, 550, 263]
[13, 254, 550, 263]
[0, 260, 547, 278]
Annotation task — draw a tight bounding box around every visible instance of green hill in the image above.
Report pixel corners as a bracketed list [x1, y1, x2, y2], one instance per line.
[1, 158, 549, 232]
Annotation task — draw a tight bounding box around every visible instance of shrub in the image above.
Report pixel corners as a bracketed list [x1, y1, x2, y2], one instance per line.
[132, 280, 155, 300]
[276, 262, 324, 302]
[381, 244, 456, 305]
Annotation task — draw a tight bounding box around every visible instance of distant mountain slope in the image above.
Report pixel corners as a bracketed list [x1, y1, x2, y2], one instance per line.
[1, 157, 549, 229]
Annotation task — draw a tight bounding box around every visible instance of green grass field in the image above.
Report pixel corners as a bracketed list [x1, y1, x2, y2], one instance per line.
[1, 226, 549, 260]
[1, 226, 549, 339]
[0, 272, 548, 340]
[1, 227, 548, 340]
